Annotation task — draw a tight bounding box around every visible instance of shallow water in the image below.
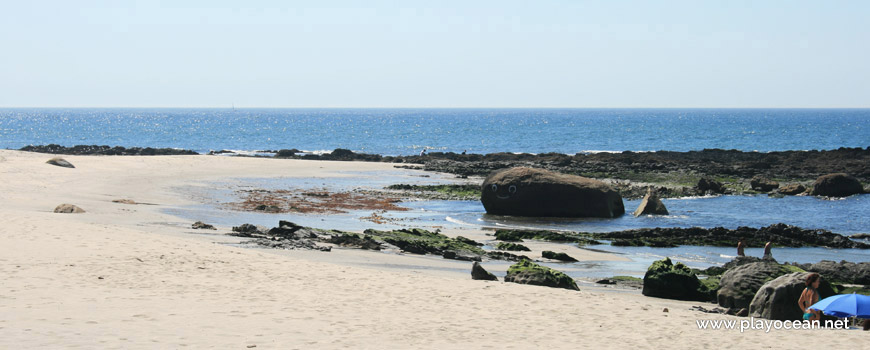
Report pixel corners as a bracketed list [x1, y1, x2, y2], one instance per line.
[164, 174, 870, 277]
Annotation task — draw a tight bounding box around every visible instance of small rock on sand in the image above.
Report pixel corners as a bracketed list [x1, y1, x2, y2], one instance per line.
[46, 157, 75, 168]
[54, 204, 85, 213]
[192, 221, 217, 230]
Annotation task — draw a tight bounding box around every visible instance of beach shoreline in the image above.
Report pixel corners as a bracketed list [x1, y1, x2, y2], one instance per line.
[1, 150, 866, 348]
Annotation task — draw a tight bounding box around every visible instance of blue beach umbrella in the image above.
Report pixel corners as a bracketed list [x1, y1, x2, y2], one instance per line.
[808, 293, 870, 318]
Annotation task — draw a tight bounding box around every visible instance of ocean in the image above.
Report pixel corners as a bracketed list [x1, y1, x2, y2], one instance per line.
[1, 108, 868, 155]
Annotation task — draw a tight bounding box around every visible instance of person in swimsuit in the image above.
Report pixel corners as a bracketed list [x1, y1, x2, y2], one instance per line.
[737, 238, 746, 257]
[798, 273, 821, 321]
[763, 241, 773, 260]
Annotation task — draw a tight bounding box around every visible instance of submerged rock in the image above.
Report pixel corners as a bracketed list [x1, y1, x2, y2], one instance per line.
[471, 262, 498, 281]
[504, 259, 578, 290]
[632, 188, 669, 217]
[811, 173, 864, 197]
[54, 204, 85, 213]
[481, 167, 624, 218]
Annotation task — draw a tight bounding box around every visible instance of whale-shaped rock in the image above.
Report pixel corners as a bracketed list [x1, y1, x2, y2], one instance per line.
[481, 167, 624, 218]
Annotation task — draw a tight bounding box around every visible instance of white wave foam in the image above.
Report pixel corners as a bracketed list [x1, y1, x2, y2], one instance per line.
[668, 194, 720, 200]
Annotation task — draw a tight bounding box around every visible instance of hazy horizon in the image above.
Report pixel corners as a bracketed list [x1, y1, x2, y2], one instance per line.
[2, 1, 869, 108]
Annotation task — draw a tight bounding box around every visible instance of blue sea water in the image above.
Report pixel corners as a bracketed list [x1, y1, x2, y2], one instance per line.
[1, 108, 868, 154]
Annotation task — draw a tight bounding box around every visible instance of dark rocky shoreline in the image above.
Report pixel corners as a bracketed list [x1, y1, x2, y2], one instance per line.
[20, 144, 198, 156]
[20, 144, 869, 199]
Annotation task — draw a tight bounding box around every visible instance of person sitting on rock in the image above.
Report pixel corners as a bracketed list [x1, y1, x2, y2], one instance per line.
[419, 149, 426, 157]
[737, 238, 746, 257]
[763, 241, 773, 260]
[798, 273, 822, 322]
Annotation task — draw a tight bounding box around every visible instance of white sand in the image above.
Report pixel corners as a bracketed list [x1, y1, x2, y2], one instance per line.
[0, 150, 862, 349]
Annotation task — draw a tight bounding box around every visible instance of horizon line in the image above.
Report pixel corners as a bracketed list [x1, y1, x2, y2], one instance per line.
[2, 106, 870, 109]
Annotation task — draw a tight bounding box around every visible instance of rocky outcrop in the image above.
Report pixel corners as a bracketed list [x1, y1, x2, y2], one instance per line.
[328, 234, 383, 250]
[231, 223, 264, 237]
[777, 183, 807, 195]
[642, 258, 712, 301]
[632, 188, 669, 216]
[22, 144, 198, 156]
[471, 262, 498, 281]
[54, 204, 85, 213]
[811, 173, 865, 197]
[504, 259, 579, 290]
[46, 157, 75, 168]
[697, 177, 726, 194]
[495, 242, 531, 251]
[717, 262, 803, 310]
[750, 176, 779, 192]
[749, 272, 836, 320]
[480, 167, 624, 218]
[787, 260, 870, 285]
[542, 251, 578, 262]
[594, 223, 869, 249]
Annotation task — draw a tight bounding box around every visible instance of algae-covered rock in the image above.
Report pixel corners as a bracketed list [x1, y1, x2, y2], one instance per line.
[362, 228, 485, 257]
[504, 259, 578, 291]
[642, 257, 712, 301]
[542, 251, 578, 262]
[493, 229, 601, 245]
[496, 242, 531, 251]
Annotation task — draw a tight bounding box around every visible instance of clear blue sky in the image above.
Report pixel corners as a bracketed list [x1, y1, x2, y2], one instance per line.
[1, 1, 868, 108]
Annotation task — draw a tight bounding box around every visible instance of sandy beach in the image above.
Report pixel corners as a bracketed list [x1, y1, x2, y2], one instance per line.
[0, 149, 863, 349]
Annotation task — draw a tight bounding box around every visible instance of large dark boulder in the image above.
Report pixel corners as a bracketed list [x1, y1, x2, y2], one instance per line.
[749, 272, 836, 320]
[717, 262, 803, 310]
[632, 188, 668, 216]
[642, 257, 711, 301]
[810, 173, 864, 197]
[471, 262, 498, 281]
[750, 176, 779, 192]
[504, 259, 578, 290]
[480, 167, 624, 218]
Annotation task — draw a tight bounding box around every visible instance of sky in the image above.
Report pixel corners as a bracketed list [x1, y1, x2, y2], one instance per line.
[1, 0, 868, 108]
